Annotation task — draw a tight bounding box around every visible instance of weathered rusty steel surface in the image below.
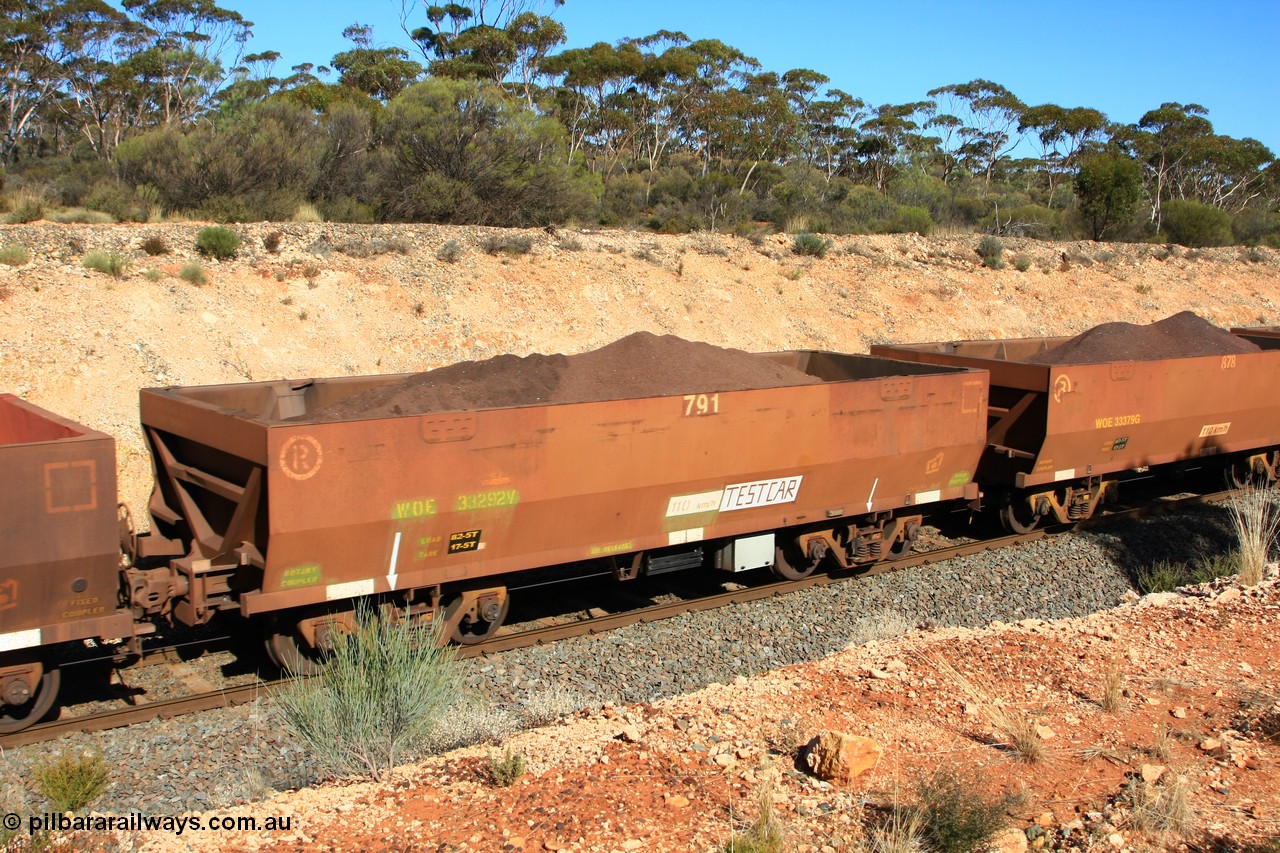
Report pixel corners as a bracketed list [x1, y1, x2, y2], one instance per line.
[1231, 326, 1280, 350]
[872, 338, 1280, 489]
[0, 395, 132, 649]
[139, 353, 989, 617]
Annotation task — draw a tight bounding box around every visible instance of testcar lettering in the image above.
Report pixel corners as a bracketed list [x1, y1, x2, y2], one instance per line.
[719, 476, 803, 512]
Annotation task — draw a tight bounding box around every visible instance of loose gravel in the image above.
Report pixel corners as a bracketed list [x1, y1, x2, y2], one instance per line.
[0, 507, 1236, 817]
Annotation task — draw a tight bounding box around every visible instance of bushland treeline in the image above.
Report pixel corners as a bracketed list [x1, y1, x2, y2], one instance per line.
[3, 0, 1277, 247]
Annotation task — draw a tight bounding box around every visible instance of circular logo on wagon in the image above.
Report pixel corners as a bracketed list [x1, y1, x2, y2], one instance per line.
[1052, 374, 1073, 403]
[279, 435, 323, 481]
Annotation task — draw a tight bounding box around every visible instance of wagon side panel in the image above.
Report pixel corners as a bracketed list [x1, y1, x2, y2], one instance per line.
[0, 396, 124, 645]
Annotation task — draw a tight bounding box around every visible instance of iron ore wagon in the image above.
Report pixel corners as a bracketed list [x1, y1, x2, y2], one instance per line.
[2, 341, 990, 728]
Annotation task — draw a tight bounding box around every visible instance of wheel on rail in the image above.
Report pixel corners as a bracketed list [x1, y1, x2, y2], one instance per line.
[769, 541, 819, 581]
[264, 618, 327, 677]
[888, 521, 921, 558]
[1000, 495, 1041, 534]
[0, 660, 61, 734]
[449, 594, 510, 645]
[1228, 454, 1275, 489]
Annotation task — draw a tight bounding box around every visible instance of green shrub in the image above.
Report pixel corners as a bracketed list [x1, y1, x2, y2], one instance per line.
[488, 748, 527, 787]
[977, 235, 1005, 269]
[275, 604, 462, 780]
[7, 200, 43, 223]
[479, 233, 534, 256]
[437, 239, 465, 262]
[179, 262, 207, 286]
[1162, 199, 1233, 247]
[0, 244, 30, 266]
[886, 205, 933, 236]
[1136, 559, 1192, 594]
[141, 235, 169, 256]
[83, 179, 135, 221]
[1013, 253, 1032, 272]
[144, 268, 164, 282]
[195, 226, 242, 259]
[1142, 554, 1235, 589]
[911, 768, 1017, 853]
[792, 232, 832, 258]
[83, 251, 128, 278]
[33, 749, 111, 812]
[1233, 209, 1280, 248]
[50, 207, 115, 224]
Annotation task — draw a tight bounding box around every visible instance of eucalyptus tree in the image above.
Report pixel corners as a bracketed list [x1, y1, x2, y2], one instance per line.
[540, 39, 645, 175]
[1116, 102, 1212, 229]
[0, 0, 124, 162]
[1016, 104, 1107, 205]
[400, 0, 564, 100]
[120, 0, 253, 126]
[331, 24, 424, 101]
[927, 79, 1024, 185]
[855, 101, 932, 192]
[672, 38, 755, 177]
[60, 9, 151, 157]
[804, 88, 866, 183]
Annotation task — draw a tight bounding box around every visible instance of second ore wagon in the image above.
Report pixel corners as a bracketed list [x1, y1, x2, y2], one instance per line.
[129, 334, 989, 669]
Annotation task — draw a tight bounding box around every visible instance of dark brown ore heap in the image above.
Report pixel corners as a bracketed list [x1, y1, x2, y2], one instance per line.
[305, 332, 823, 420]
[1028, 311, 1260, 364]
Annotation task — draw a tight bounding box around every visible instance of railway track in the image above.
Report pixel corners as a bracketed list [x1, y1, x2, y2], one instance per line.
[0, 487, 1236, 751]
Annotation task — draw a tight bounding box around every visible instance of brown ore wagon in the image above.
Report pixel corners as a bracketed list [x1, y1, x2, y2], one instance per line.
[0, 395, 133, 731]
[135, 350, 988, 665]
[871, 331, 1280, 532]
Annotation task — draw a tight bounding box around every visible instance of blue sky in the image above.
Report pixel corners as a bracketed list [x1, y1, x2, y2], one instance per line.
[225, 0, 1278, 153]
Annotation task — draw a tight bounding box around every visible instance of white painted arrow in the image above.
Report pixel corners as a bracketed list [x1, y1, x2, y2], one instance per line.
[865, 477, 878, 512]
[386, 531, 402, 590]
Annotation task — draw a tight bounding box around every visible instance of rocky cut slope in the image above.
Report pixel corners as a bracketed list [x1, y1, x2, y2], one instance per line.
[1, 222, 1279, 518]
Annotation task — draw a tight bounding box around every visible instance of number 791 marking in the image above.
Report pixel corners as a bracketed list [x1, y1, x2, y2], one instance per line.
[682, 393, 720, 416]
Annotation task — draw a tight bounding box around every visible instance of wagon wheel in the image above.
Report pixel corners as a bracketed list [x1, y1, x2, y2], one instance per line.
[888, 521, 922, 558]
[0, 663, 61, 735]
[450, 595, 510, 646]
[1000, 496, 1041, 534]
[770, 541, 820, 581]
[1229, 456, 1264, 490]
[264, 618, 327, 677]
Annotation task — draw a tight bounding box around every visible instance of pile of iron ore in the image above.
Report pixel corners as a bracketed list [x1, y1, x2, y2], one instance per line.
[1030, 311, 1260, 364]
[304, 332, 821, 420]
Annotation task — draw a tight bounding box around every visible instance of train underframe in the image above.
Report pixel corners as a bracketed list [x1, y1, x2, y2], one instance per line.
[5, 447, 1277, 732]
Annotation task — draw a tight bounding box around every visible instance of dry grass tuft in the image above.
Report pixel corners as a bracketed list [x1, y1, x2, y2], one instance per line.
[1101, 664, 1124, 713]
[1225, 484, 1279, 585]
[724, 763, 785, 853]
[931, 656, 1046, 763]
[1128, 772, 1194, 835]
[861, 807, 924, 853]
[1148, 725, 1174, 762]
